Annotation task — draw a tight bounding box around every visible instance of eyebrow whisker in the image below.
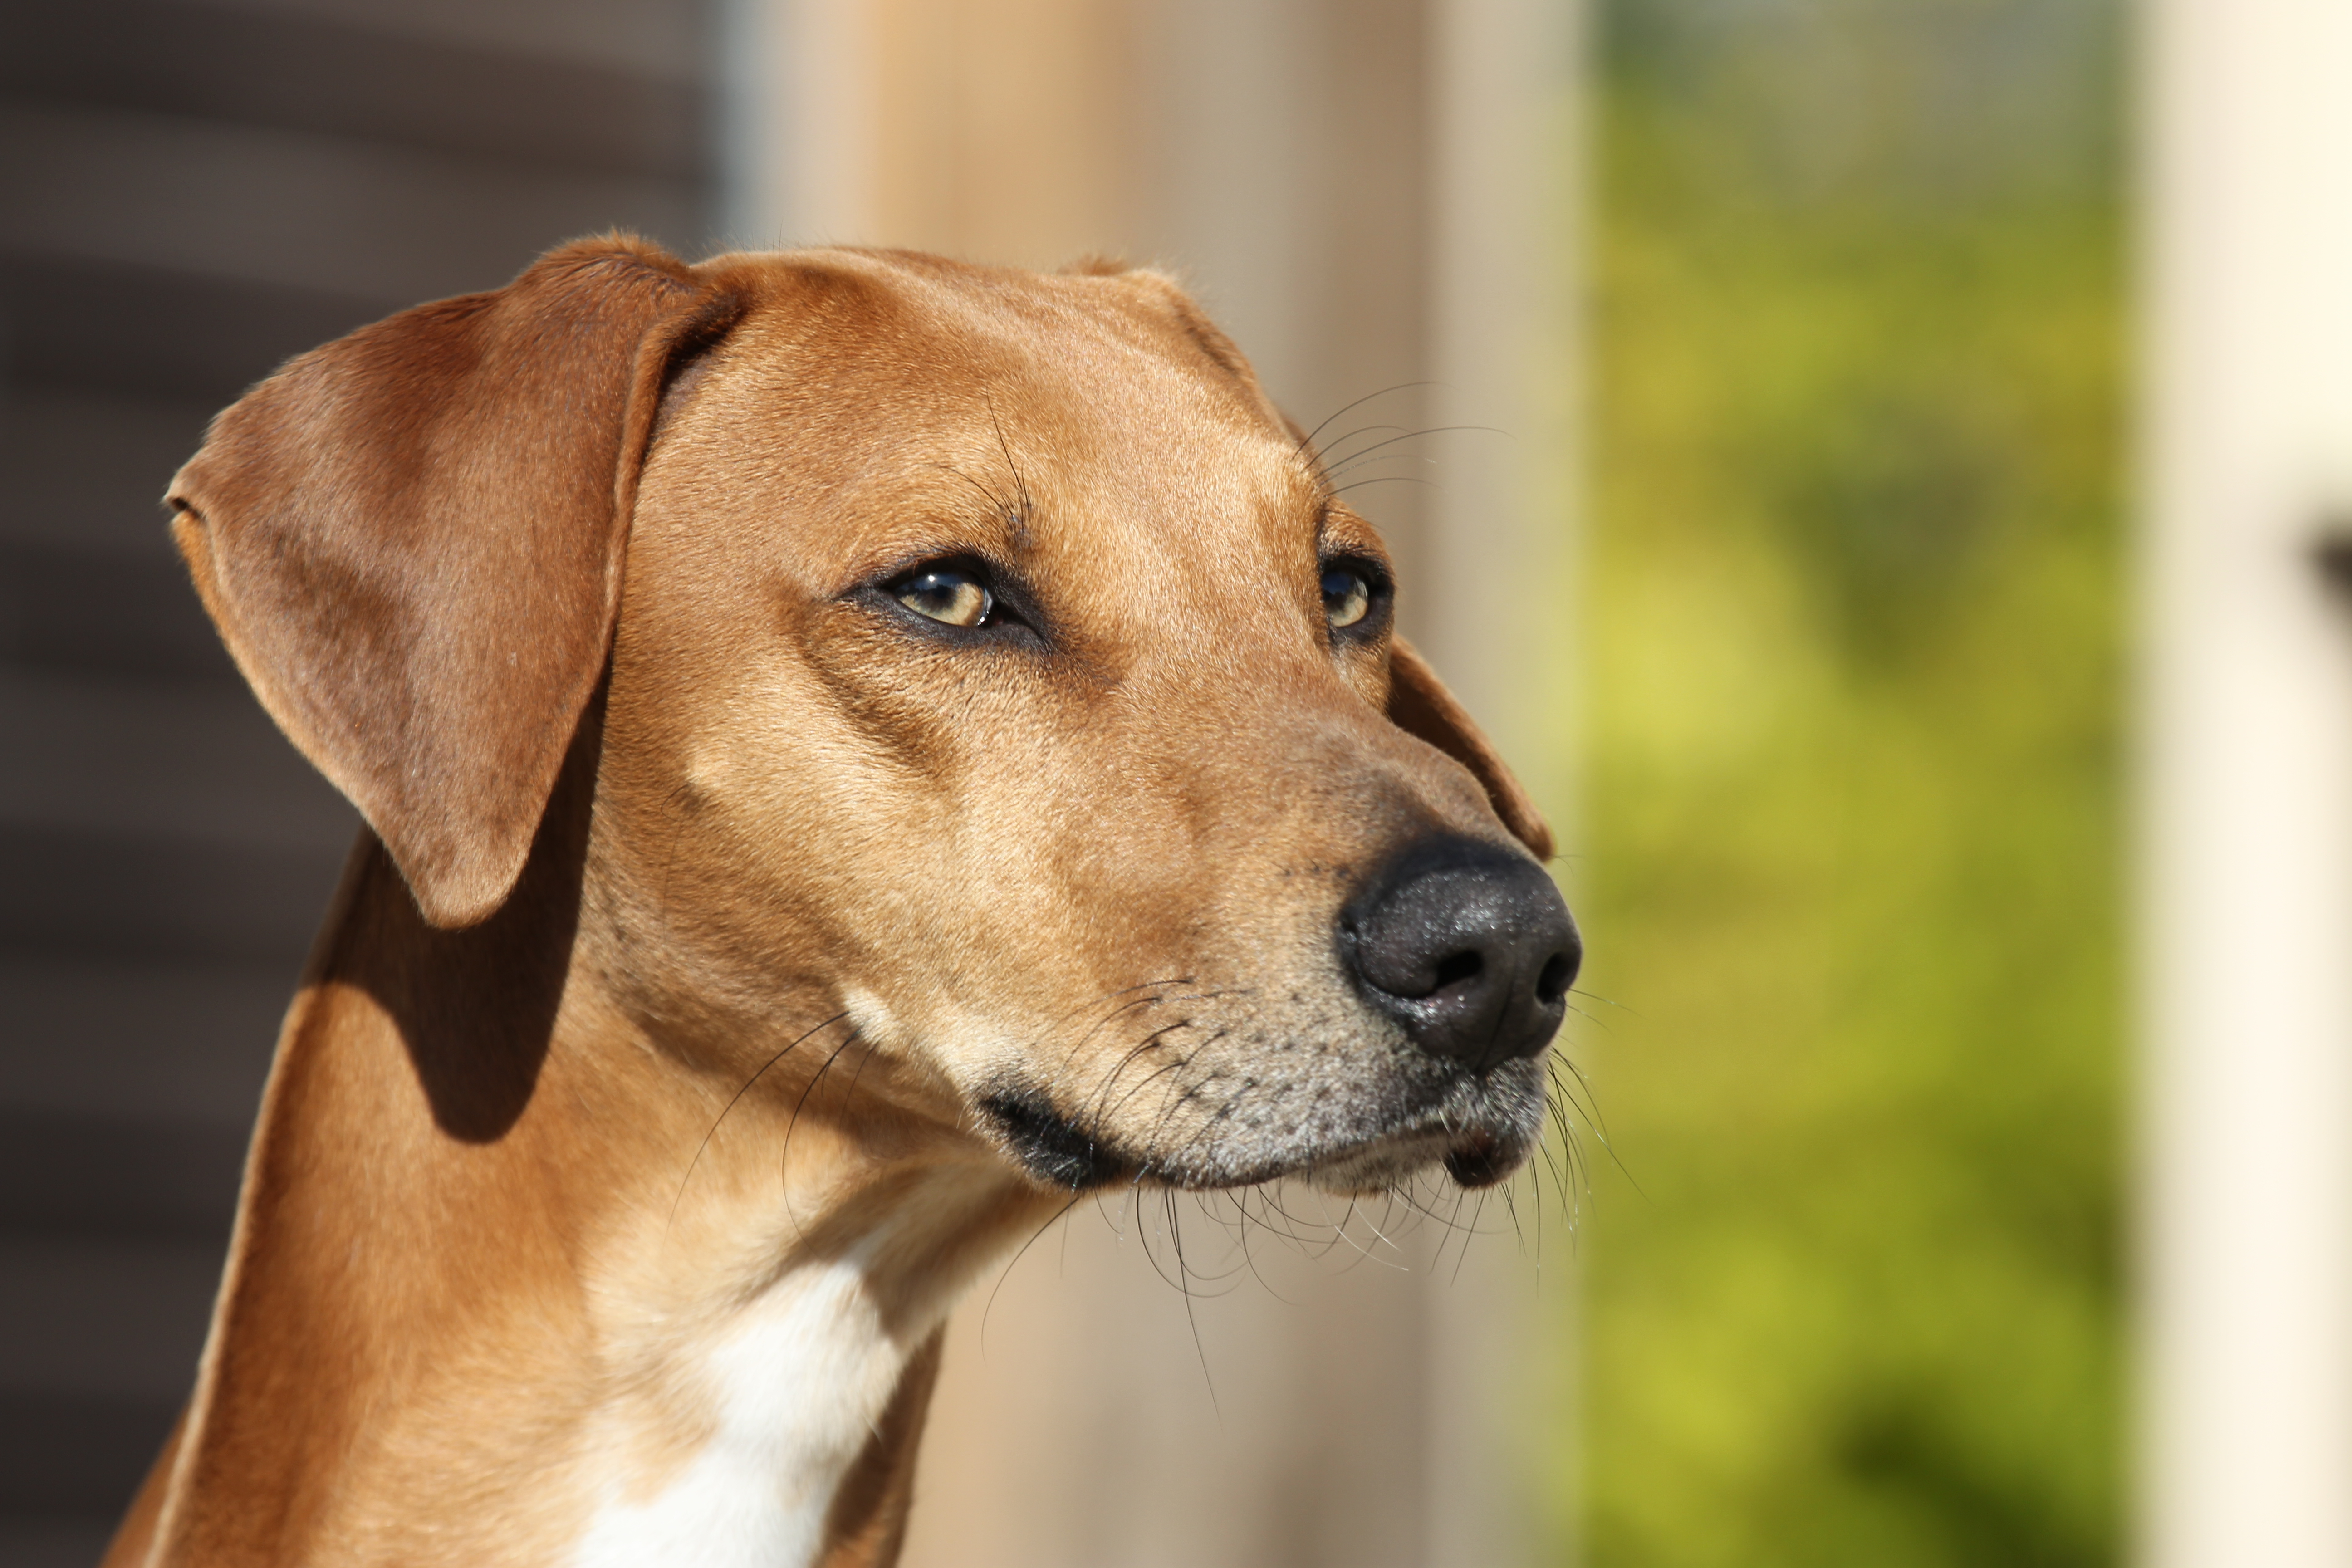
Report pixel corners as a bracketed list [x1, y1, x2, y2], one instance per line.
[1293, 381, 1437, 460]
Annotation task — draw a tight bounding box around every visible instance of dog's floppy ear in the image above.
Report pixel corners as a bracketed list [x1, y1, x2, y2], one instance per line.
[167, 235, 740, 929]
[1387, 636, 1555, 861]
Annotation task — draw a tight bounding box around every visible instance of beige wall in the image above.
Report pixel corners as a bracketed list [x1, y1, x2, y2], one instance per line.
[721, 4, 1575, 1560]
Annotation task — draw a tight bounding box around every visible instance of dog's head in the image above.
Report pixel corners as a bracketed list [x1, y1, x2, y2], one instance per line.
[169, 237, 1578, 1197]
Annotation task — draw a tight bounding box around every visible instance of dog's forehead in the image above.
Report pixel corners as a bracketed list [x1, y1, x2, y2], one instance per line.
[708, 247, 1269, 390]
[676, 250, 1328, 556]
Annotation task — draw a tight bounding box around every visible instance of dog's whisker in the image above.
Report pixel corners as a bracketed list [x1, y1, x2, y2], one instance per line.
[978, 1190, 1089, 1355]
[1327, 475, 1441, 499]
[1498, 1181, 1528, 1260]
[1096, 1037, 1200, 1126]
[1091, 1001, 1251, 1133]
[1167, 1200, 1255, 1293]
[1081, 1028, 1185, 1125]
[1310, 1192, 1413, 1273]
[1298, 381, 1421, 454]
[1537, 1090, 1580, 1222]
[1567, 984, 1631, 1012]
[666, 1011, 851, 1238]
[1320, 448, 1441, 483]
[1092, 1183, 1138, 1245]
[1316, 422, 1508, 479]
[984, 393, 1035, 526]
[1134, 1039, 1224, 1168]
[1160, 1192, 1224, 1415]
[1260, 1189, 1354, 1260]
[1040, 980, 1196, 1083]
[1051, 992, 1172, 1077]
[1143, 1061, 1247, 1182]
[776, 1028, 871, 1237]
[1550, 1055, 1640, 1196]
[1293, 381, 1434, 463]
[833, 1024, 888, 1134]
[1449, 1190, 1490, 1284]
[1057, 984, 1245, 1079]
[1560, 1045, 1610, 1140]
[1387, 1179, 1477, 1238]
[1528, 1156, 1545, 1269]
[1029, 977, 1191, 1054]
[933, 460, 1022, 528]
[1311, 421, 1415, 467]
[1233, 1185, 1323, 1257]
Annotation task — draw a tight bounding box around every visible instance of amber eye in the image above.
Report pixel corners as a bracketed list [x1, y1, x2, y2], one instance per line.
[1321, 564, 1373, 630]
[896, 568, 993, 628]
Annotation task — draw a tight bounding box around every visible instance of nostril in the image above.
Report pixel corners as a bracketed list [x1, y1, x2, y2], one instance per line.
[1535, 951, 1574, 1007]
[1431, 950, 1482, 992]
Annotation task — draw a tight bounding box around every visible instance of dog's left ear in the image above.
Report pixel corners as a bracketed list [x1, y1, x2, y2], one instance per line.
[167, 235, 742, 929]
[1387, 636, 1555, 861]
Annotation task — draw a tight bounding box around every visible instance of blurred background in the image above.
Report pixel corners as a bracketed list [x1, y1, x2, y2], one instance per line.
[5, 0, 2347, 1565]
[1577, 2, 2124, 1564]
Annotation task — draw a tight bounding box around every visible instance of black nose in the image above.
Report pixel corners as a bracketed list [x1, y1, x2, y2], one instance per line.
[1340, 836, 1580, 1072]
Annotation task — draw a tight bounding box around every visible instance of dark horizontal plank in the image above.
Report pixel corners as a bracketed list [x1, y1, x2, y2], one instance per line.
[0, 390, 215, 554]
[176, 0, 706, 90]
[0, 1236, 220, 1402]
[0, 1388, 179, 1516]
[0, 1516, 120, 1568]
[0, 543, 240, 687]
[0, 98, 704, 308]
[0, 821, 343, 965]
[1, 0, 709, 182]
[0, 1112, 245, 1243]
[0, 255, 392, 405]
[0, 954, 288, 1127]
[0, 670, 358, 854]
[0, 258, 386, 408]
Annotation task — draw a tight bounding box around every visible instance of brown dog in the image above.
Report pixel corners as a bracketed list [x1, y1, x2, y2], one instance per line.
[103, 235, 1578, 1567]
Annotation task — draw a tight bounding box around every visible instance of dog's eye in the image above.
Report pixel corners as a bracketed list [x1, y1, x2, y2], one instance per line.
[1322, 565, 1373, 630]
[897, 568, 993, 628]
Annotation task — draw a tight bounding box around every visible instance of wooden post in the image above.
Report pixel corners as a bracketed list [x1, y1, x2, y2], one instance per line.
[1422, 2, 1581, 1565]
[2142, 3, 2352, 1564]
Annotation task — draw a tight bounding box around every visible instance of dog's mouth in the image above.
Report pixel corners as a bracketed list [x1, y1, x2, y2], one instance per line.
[975, 1059, 1545, 1195]
[977, 1086, 1131, 1191]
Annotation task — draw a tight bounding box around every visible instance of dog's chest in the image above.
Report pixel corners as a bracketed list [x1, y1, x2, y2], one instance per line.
[569, 1255, 905, 1568]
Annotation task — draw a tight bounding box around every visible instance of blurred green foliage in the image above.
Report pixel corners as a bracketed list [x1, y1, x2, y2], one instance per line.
[1567, 2, 2126, 1563]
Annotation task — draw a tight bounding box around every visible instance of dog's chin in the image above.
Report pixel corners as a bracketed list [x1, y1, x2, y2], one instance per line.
[977, 1096, 1539, 1196]
[977, 1058, 1549, 1195]
[1299, 1126, 1530, 1196]
[1206, 1059, 1553, 1194]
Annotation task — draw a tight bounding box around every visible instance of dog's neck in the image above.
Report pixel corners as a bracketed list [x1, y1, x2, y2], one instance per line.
[132, 828, 1052, 1568]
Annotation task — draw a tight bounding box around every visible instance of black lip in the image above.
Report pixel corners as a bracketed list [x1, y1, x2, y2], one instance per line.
[979, 1087, 1128, 1190]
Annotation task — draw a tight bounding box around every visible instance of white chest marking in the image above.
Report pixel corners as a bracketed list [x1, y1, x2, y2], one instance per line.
[571, 1253, 905, 1568]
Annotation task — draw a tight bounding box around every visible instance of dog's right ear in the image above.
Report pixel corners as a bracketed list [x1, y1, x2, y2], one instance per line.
[167, 235, 741, 930]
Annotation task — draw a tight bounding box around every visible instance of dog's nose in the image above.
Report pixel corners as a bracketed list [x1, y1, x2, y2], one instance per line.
[1340, 837, 1579, 1072]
